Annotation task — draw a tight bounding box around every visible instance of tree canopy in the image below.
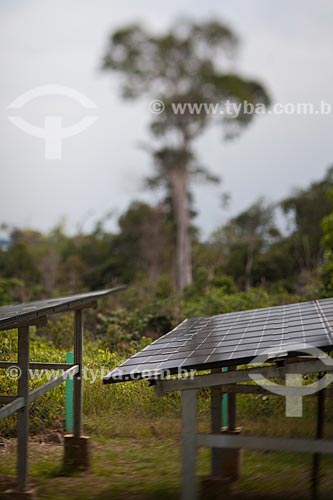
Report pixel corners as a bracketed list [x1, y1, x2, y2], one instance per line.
[102, 18, 270, 290]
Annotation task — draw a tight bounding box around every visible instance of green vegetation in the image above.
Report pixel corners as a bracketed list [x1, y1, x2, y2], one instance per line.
[0, 47, 333, 498]
[1, 13, 333, 500]
[1, 436, 333, 500]
[0, 419, 333, 500]
[1, 164, 333, 439]
[1, 167, 333, 307]
[102, 18, 270, 290]
[1, 324, 333, 498]
[1, 307, 333, 438]
[1, 280, 332, 498]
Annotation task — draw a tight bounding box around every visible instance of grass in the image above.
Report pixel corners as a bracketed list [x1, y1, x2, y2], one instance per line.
[1, 333, 333, 498]
[1, 416, 333, 500]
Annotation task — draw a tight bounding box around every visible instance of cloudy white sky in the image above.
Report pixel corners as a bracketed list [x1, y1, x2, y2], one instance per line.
[1, 0, 333, 238]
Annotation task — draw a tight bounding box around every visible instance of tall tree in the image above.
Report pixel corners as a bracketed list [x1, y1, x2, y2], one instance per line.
[102, 19, 270, 290]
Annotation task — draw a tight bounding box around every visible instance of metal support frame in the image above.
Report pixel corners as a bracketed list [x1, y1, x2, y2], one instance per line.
[0, 310, 85, 490]
[211, 384, 223, 476]
[73, 309, 83, 437]
[0, 287, 123, 493]
[0, 366, 79, 416]
[17, 325, 30, 490]
[174, 360, 333, 500]
[0, 361, 76, 370]
[155, 358, 332, 395]
[217, 384, 333, 398]
[0, 397, 24, 420]
[311, 381, 325, 500]
[181, 389, 198, 500]
[29, 366, 79, 403]
[220, 365, 241, 482]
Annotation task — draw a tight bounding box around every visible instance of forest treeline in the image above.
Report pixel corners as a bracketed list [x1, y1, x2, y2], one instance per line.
[1, 166, 333, 310]
[1, 167, 333, 435]
[2, 168, 333, 437]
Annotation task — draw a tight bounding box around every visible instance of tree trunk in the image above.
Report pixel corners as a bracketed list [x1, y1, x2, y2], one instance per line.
[169, 168, 193, 291]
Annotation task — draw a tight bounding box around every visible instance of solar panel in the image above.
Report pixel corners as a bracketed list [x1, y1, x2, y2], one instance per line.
[103, 298, 333, 384]
[0, 287, 124, 331]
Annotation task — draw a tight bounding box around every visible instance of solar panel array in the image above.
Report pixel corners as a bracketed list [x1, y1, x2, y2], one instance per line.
[103, 298, 333, 383]
[0, 288, 124, 331]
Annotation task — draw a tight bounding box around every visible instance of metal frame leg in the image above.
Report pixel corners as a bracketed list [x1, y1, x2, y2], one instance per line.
[220, 382, 241, 482]
[311, 386, 325, 500]
[181, 389, 198, 500]
[17, 325, 30, 490]
[211, 385, 223, 475]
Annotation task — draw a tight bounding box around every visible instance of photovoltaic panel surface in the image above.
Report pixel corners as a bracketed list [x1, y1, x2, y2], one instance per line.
[103, 298, 333, 383]
[0, 288, 124, 331]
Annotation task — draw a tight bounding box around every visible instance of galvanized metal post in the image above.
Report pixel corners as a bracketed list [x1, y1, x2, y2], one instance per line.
[311, 385, 325, 500]
[17, 325, 30, 490]
[211, 383, 223, 475]
[73, 310, 83, 437]
[221, 365, 241, 482]
[181, 389, 198, 500]
[65, 351, 74, 432]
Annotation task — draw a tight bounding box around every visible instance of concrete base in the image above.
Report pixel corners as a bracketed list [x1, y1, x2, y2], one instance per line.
[200, 476, 231, 500]
[2, 489, 36, 500]
[220, 427, 243, 481]
[63, 434, 91, 473]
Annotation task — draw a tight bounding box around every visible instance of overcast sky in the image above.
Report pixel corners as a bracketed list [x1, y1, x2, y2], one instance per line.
[1, 0, 333, 238]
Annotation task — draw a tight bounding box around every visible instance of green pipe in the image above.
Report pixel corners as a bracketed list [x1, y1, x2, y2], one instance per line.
[222, 367, 228, 427]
